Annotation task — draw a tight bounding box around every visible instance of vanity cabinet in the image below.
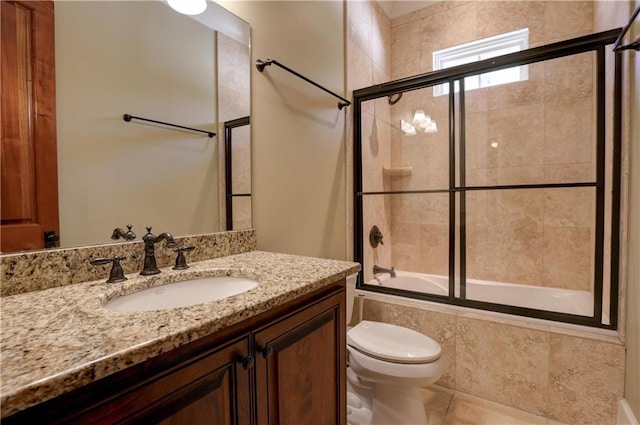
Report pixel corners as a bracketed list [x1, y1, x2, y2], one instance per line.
[4, 281, 346, 425]
[254, 288, 346, 425]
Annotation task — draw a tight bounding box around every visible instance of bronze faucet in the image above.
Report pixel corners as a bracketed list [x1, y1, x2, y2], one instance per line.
[373, 264, 396, 278]
[111, 224, 136, 241]
[140, 226, 177, 275]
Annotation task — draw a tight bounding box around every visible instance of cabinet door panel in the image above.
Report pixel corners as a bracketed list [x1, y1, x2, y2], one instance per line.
[69, 338, 252, 425]
[255, 290, 346, 425]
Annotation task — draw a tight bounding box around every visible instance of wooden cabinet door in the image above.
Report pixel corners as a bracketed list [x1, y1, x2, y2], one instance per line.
[1, 0, 59, 253]
[254, 289, 346, 425]
[111, 338, 252, 425]
[40, 337, 253, 425]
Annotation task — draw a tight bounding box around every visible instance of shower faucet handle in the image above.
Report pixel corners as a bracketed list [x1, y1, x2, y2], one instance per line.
[369, 225, 384, 247]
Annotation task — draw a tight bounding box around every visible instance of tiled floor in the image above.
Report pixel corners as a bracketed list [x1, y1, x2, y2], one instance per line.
[421, 385, 569, 425]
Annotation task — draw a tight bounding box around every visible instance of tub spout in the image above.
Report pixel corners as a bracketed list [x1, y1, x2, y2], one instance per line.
[373, 264, 396, 278]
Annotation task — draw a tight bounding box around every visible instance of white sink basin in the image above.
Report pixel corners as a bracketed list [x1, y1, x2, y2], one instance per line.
[105, 276, 259, 312]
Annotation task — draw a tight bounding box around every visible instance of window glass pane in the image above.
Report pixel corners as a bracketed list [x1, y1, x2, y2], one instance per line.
[465, 187, 595, 316]
[480, 66, 522, 87]
[434, 28, 529, 96]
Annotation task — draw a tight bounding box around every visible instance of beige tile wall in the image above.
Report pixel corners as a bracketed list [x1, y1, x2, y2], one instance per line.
[379, 1, 604, 293]
[362, 297, 625, 424]
[347, 0, 393, 281]
[217, 33, 251, 230]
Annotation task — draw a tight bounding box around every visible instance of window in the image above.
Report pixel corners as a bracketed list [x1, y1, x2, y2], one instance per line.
[433, 28, 529, 96]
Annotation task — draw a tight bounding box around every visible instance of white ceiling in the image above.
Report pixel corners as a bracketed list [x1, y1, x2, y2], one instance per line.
[376, 0, 438, 19]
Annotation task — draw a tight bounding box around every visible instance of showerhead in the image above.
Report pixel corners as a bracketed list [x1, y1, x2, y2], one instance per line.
[387, 92, 403, 105]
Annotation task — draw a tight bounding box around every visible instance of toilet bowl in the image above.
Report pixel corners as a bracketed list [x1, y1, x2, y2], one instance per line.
[346, 275, 444, 425]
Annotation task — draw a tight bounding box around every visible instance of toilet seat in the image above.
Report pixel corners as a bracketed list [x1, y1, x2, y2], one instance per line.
[347, 345, 444, 385]
[347, 321, 441, 364]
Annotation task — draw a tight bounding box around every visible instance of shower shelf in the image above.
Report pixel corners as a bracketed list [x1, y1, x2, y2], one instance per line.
[382, 166, 413, 177]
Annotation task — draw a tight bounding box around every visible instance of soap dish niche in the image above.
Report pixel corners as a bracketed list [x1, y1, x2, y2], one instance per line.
[382, 166, 413, 177]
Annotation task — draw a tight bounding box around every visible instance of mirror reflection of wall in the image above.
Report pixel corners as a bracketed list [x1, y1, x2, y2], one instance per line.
[52, 1, 250, 249]
[217, 33, 251, 231]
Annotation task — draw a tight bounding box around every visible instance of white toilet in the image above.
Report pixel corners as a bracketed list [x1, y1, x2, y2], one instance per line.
[346, 274, 444, 425]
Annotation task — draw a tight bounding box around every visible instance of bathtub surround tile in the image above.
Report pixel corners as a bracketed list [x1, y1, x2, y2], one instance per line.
[363, 196, 393, 283]
[543, 1, 593, 43]
[390, 19, 422, 80]
[360, 297, 623, 423]
[465, 87, 489, 114]
[543, 163, 595, 185]
[543, 187, 595, 228]
[1, 229, 257, 296]
[347, 41, 373, 95]
[363, 299, 457, 388]
[419, 2, 478, 61]
[543, 52, 594, 103]
[371, 1, 391, 80]
[466, 189, 546, 287]
[547, 334, 625, 425]
[420, 224, 449, 277]
[476, 1, 545, 48]
[420, 385, 454, 425]
[540, 186, 595, 292]
[543, 96, 595, 166]
[487, 103, 545, 170]
[455, 315, 549, 415]
[465, 111, 489, 177]
[347, 0, 373, 55]
[542, 226, 593, 291]
[390, 222, 422, 272]
[486, 62, 545, 111]
[443, 391, 548, 425]
[485, 165, 545, 186]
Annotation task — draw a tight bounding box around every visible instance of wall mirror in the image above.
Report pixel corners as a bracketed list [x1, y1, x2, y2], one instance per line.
[0, 0, 251, 253]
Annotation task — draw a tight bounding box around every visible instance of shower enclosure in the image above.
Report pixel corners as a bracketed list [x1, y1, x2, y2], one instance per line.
[353, 29, 622, 329]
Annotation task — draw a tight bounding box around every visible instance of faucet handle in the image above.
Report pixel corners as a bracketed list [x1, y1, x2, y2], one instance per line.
[90, 256, 127, 283]
[369, 225, 384, 247]
[173, 245, 195, 270]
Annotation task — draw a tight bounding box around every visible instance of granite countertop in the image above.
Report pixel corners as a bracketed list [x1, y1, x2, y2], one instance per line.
[0, 250, 360, 418]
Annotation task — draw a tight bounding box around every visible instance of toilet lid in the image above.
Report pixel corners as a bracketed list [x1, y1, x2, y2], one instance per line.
[347, 321, 441, 364]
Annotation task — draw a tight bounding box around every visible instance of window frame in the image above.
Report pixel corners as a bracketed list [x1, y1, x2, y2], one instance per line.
[433, 28, 529, 96]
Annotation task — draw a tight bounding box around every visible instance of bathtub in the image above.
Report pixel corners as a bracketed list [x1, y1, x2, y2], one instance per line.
[366, 270, 595, 317]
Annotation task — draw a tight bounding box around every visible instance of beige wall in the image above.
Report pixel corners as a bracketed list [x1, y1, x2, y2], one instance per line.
[217, 33, 251, 230]
[56, 2, 219, 247]
[624, 0, 640, 419]
[217, 1, 347, 260]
